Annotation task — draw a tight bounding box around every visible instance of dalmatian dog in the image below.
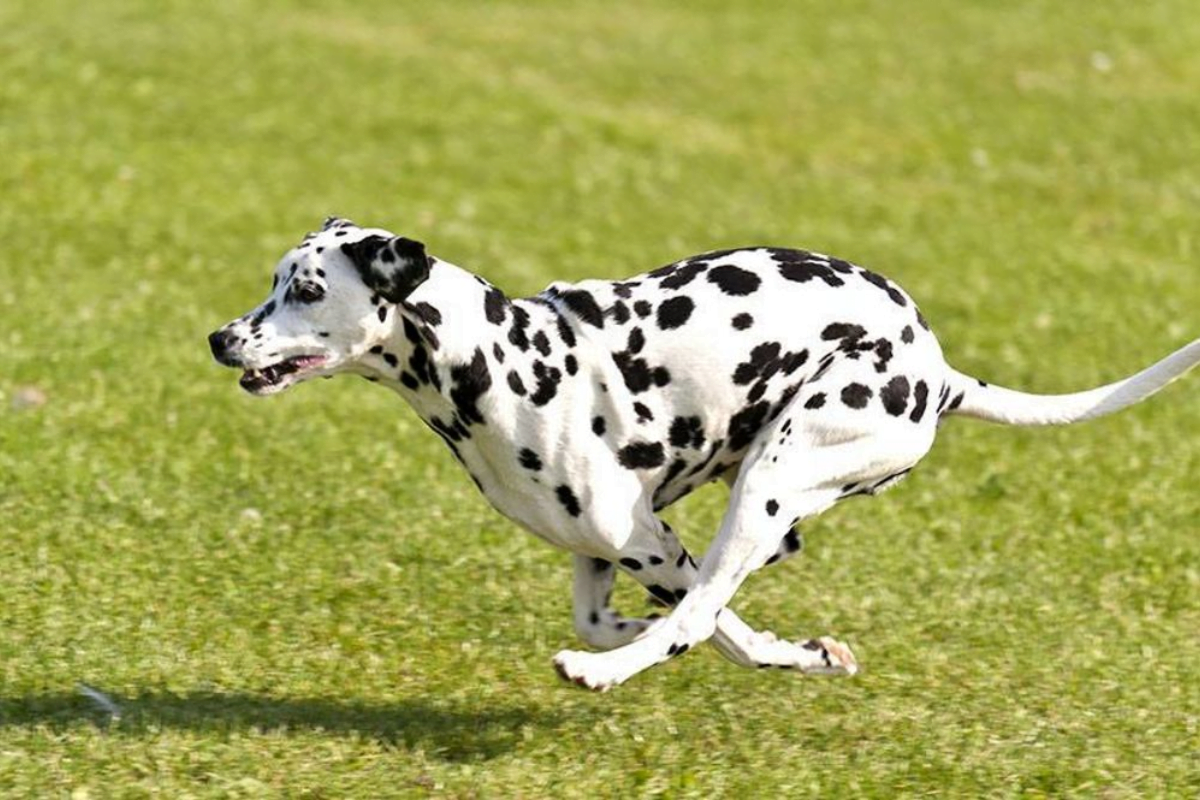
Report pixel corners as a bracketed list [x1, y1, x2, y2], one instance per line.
[209, 217, 1199, 691]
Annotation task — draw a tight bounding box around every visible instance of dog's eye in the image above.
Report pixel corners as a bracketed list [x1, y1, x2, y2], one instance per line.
[295, 283, 325, 304]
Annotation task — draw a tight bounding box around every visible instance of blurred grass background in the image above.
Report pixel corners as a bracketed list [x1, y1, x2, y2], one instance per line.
[1, 0, 1197, 796]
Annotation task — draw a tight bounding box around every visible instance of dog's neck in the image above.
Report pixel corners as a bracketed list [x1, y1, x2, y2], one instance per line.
[349, 257, 548, 443]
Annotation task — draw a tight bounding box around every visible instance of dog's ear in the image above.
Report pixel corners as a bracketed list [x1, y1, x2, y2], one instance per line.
[341, 235, 431, 303]
[322, 216, 356, 231]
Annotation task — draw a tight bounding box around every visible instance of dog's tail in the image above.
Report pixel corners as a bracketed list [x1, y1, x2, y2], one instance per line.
[942, 339, 1200, 426]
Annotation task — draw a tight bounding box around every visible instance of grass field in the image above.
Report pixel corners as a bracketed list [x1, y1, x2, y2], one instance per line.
[2, 0, 1199, 795]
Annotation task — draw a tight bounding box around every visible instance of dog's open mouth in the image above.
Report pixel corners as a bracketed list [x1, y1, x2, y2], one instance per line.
[240, 355, 328, 394]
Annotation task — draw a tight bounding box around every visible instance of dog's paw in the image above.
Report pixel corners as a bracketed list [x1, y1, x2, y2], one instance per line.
[552, 649, 622, 692]
[800, 636, 859, 676]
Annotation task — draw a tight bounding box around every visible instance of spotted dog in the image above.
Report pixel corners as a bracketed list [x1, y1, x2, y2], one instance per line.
[209, 217, 1199, 691]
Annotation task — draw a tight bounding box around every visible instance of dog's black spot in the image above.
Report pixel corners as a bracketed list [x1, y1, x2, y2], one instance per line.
[555, 314, 577, 348]
[561, 290, 604, 328]
[588, 611, 600, 626]
[448, 350, 489, 424]
[429, 415, 465, 444]
[592, 416, 607, 436]
[841, 383, 873, 409]
[707, 264, 761, 296]
[402, 317, 422, 345]
[728, 401, 770, 450]
[667, 642, 690, 657]
[519, 448, 542, 471]
[618, 441, 666, 470]
[948, 391, 965, 411]
[484, 288, 507, 325]
[880, 375, 910, 416]
[492, 343, 505, 363]
[507, 305, 531, 351]
[860, 270, 908, 307]
[619, 557, 643, 571]
[529, 360, 563, 406]
[781, 349, 809, 375]
[628, 327, 646, 354]
[901, 325, 915, 344]
[634, 402, 654, 422]
[658, 458, 689, 494]
[613, 352, 653, 394]
[592, 558, 611, 572]
[412, 302, 442, 326]
[634, 300, 652, 318]
[400, 372, 419, 391]
[532, 330, 552, 357]
[822, 322, 867, 342]
[776, 255, 846, 287]
[609, 301, 631, 325]
[408, 345, 439, 390]
[916, 308, 930, 330]
[869, 338, 893, 374]
[648, 585, 675, 606]
[507, 370, 526, 396]
[770, 381, 803, 420]
[936, 384, 952, 414]
[669, 416, 705, 450]
[382, 352, 399, 368]
[783, 529, 802, 552]
[732, 313, 754, 330]
[565, 354, 579, 375]
[556, 484, 582, 517]
[733, 341, 783, 386]
[405, 348, 432, 387]
[765, 499, 779, 517]
[656, 296, 695, 330]
[910, 380, 929, 423]
[657, 261, 708, 290]
[653, 366, 671, 387]
[811, 353, 836, 383]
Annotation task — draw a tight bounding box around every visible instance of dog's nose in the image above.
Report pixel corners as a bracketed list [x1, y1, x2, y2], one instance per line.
[208, 329, 237, 364]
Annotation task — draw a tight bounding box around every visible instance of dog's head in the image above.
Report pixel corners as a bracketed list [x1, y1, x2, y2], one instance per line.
[208, 217, 431, 395]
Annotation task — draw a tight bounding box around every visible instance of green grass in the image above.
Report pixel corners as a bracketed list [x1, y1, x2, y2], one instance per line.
[2, 0, 1199, 795]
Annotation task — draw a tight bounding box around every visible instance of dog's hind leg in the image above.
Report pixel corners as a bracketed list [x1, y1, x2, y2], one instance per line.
[554, 392, 936, 690]
[718, 471, 805, 571]
[572, 554, 663, 650]
[564, 514, 835, 674]
[572, 518, 784, 669]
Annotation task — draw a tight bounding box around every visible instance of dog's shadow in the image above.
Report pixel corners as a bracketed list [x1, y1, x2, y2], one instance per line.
[0, 688, 556, 762]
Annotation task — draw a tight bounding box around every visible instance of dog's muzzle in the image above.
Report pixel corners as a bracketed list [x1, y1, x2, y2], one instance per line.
[208, 328, 241, 367]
